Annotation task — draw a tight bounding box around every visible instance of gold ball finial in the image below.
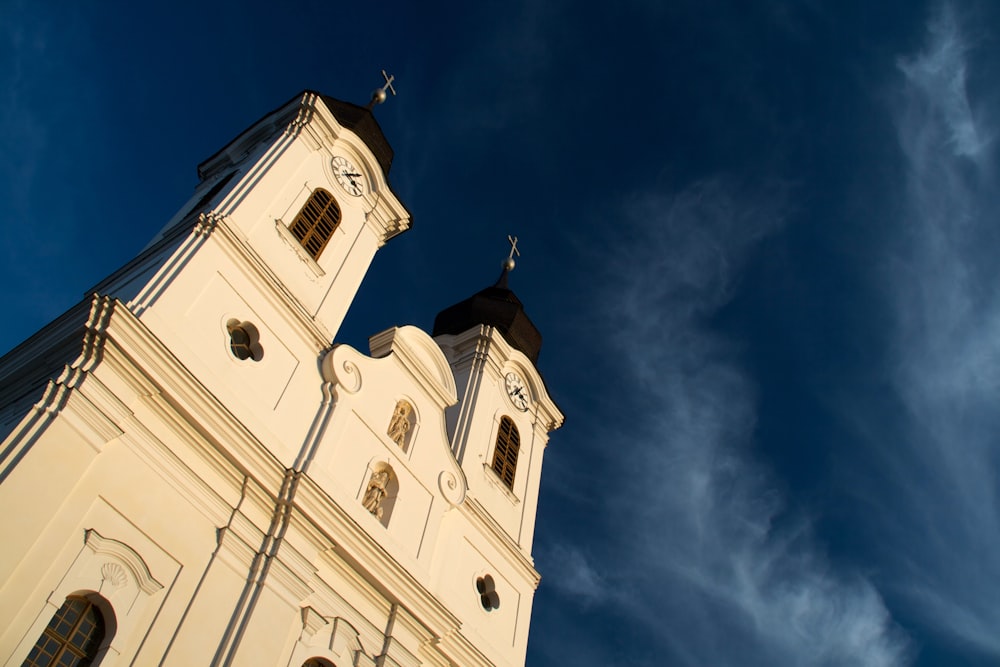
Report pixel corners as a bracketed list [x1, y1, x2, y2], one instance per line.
[366, 70, 396, 110]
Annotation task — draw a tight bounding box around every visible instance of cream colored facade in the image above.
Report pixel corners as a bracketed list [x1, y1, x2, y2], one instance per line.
[0, 91, 562, 666]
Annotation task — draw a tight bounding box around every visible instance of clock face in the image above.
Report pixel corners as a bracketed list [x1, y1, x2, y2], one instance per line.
[332, 155, 365, 196]
[504, 372, 529, 411]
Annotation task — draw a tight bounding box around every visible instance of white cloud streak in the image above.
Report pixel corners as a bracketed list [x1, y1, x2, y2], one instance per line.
[545, 179, 911, 666]
[867, 1, 1000, 657]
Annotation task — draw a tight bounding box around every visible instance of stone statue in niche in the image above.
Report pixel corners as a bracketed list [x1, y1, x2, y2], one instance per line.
[386, 400, 413, 448]
[362, 469, 390, 518]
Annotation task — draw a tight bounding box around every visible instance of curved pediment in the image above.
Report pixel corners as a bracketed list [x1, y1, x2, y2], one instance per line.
[368, 326, 457, 409]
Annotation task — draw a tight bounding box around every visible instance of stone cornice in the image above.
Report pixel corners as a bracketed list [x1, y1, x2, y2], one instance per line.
[208, 212, 335, 347]
[83, 296, 288, 496]
[461, 498, 540, 587]
[0, 298, 94, 407]
[437, 326, 564, 432]
[366, 327, 458, 410]
[434, 628, 496, 667]
[295, 93, 412, 246]
[292, 474, 465, 643]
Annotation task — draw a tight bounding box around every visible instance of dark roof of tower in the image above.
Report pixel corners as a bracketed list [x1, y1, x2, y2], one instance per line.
[317, 94, 394, 176]
[197, 91, 395, 179]
[432, 267, 542, 363]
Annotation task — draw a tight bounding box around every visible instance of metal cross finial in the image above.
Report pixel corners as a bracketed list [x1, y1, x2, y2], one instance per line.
[503, 235, 520, 271]
[507, 235, 520, 260]
[380, 69, 397, 96]
[367, 69, 397, 109]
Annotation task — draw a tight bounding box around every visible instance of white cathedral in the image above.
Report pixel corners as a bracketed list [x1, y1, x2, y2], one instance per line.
[0, 89, 562, 666]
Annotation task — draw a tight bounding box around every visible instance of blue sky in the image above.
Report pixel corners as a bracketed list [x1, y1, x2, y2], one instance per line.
[3, 2, 1000, 665]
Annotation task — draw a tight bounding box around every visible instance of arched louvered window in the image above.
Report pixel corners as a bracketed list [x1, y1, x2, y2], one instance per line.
[491, 416, 520, 490]
[23, 595, 107, 666]
[289, 188, 341, 260]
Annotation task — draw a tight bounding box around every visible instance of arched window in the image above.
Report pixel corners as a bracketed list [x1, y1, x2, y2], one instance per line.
[24, 595, 106, 666]
[289, 188, 341, 260]
[491, 416, 520, 490]
[302, 659, 335, 667]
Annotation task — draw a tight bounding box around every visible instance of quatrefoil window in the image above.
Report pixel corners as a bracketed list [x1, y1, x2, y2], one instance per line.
[227, 319, 263, 362]
[476, 574, 500, 612]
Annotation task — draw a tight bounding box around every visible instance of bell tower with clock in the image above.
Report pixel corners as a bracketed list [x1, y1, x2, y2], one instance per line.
[0, 80, 562, 667]
[432, 238, 563, 554]
[82, 87, 413, 465]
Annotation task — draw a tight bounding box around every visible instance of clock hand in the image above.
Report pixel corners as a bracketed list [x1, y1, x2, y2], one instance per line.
[342, 172, 362, 191]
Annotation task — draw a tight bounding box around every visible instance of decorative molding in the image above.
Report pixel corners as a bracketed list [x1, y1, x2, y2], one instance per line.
[273, 218, 326, 278]
[84, 529, 164, 595]
[368, 327, 457, 409]
[194, 212, 222, 237]
[306, 99, 412, 244]
[70, 385, 126, 440]
[189, 212, 336, 348]
[84, 300, 289, 515]
[101, 562, 128, 589]
[321, 346, 365, 394]
[296, 474, 464, 636]
[480, 462, 521, 506]
[437, 471, 466, 507]
[301, 606, 329, 637]
[363, 204, 411, 247]
[460, 499, 540, 586]
[438, 324, 565, 432]
[285, 92, 318, 138]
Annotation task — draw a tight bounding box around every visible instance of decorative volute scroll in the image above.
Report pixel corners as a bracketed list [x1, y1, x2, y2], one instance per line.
[321, 345, 363, 394]
[386, 400, 414, 450]
[438, 470, 467, 507]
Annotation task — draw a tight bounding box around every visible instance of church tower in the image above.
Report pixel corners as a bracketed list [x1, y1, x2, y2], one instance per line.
[0, 84, 561, 667]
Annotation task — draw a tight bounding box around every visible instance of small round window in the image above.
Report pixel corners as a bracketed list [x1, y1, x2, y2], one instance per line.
[226, 319, 263, 362]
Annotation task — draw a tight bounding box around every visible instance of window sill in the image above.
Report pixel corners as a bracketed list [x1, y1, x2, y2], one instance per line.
[274, 219, 326, 277]
[482, 463, 521, 505]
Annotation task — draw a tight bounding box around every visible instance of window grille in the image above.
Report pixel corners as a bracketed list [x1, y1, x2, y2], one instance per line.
[289, 189, 341, 260]
[23, 595, 106, 666]
[491, 416, 520, 490]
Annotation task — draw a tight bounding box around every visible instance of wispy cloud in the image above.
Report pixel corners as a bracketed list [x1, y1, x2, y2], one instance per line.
[542, 544, 610, 607]
[860, 1, 1000, 657]
[540, 179, 910, 666]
